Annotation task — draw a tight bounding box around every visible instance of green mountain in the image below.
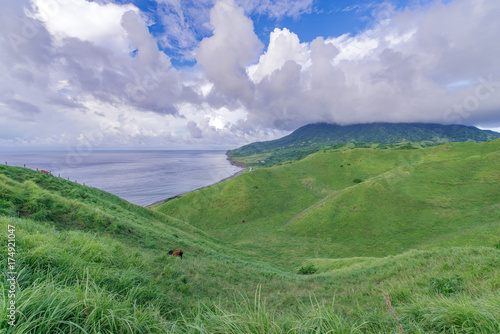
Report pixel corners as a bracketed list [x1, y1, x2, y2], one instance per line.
[228, 123, 500, 166]
[1, 140, 499, 333]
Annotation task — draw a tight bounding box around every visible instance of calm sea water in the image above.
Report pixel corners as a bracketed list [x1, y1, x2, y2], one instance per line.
[0, 150, 243, 206]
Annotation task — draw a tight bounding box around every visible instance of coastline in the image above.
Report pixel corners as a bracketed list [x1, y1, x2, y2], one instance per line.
[145, 152, 247, 207]
[225, 150, 249, 168]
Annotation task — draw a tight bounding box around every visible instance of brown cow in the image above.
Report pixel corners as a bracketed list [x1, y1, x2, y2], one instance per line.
[167, 249, 183, 260]
[40, 170, 50, 175]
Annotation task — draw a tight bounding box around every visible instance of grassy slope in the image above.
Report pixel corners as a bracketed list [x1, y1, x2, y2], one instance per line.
[0, 141, 499, 333]
[156, 140, 500, 269]
[0, 166, 296, 326]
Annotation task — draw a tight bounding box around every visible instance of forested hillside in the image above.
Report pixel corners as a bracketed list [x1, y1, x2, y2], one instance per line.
[228, 123, 500, 166]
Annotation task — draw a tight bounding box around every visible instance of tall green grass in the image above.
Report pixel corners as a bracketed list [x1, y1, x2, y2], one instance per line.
[1, 213, 499, 332]
[0, 276, 175, 334]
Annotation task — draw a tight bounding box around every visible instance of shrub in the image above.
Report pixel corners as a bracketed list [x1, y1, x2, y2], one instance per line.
[298, 265, 317, 275]
[399, 144, 418, 150]
[353, 178, 363, 184]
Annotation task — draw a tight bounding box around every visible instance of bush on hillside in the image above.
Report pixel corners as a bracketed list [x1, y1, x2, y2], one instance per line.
[399, 144, 418, 149]
[298, 265, 317, 275]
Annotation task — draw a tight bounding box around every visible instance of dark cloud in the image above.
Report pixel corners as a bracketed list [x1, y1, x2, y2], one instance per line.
[186, 120, 203, 138]
[46, 93, 88, 110]
[6, 98, 41, 115]
[0, 0, 53, 66]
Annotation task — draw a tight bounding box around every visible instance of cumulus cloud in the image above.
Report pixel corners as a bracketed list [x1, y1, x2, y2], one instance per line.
[240, 0, 500, 130]
[0, 0, 204, 148]
[196, 0, 263, 104]
[1, 0, 201, 115]
[248, 28, 309, 83]
[1, 0, 499, 149]
[154, 0, 313, 62]
[122, 10, 167, 67]
[31, 0, 136, 55]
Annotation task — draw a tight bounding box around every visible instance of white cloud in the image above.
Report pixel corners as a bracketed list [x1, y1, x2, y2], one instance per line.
[0, 0, 205, 148]
[31, 0, 137, 54]
[248, 28, 309, 83]
[238, 0, 313, 18]
[240, 0, 500, 130]
[153, 0, 313, 63]
[121, 10, 171, 68]
[1, 0, 499, 149]
[196, 0, 263, 104]
[155, 0, 213, 60]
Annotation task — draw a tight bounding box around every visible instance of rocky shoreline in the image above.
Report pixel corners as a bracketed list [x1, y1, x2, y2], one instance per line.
[225, 150, 248, 168]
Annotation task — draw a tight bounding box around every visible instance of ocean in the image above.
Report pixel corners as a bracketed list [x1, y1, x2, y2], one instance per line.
[0, 150, 243, 206]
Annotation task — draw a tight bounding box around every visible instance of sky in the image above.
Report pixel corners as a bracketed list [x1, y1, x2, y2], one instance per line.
[0, 0, 499, 150]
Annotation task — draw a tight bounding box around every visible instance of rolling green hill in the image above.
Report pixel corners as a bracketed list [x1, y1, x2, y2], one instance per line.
[228, 123, 500, 166]
[1, 140, 500, 333]
[159, 140, 500, 268]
